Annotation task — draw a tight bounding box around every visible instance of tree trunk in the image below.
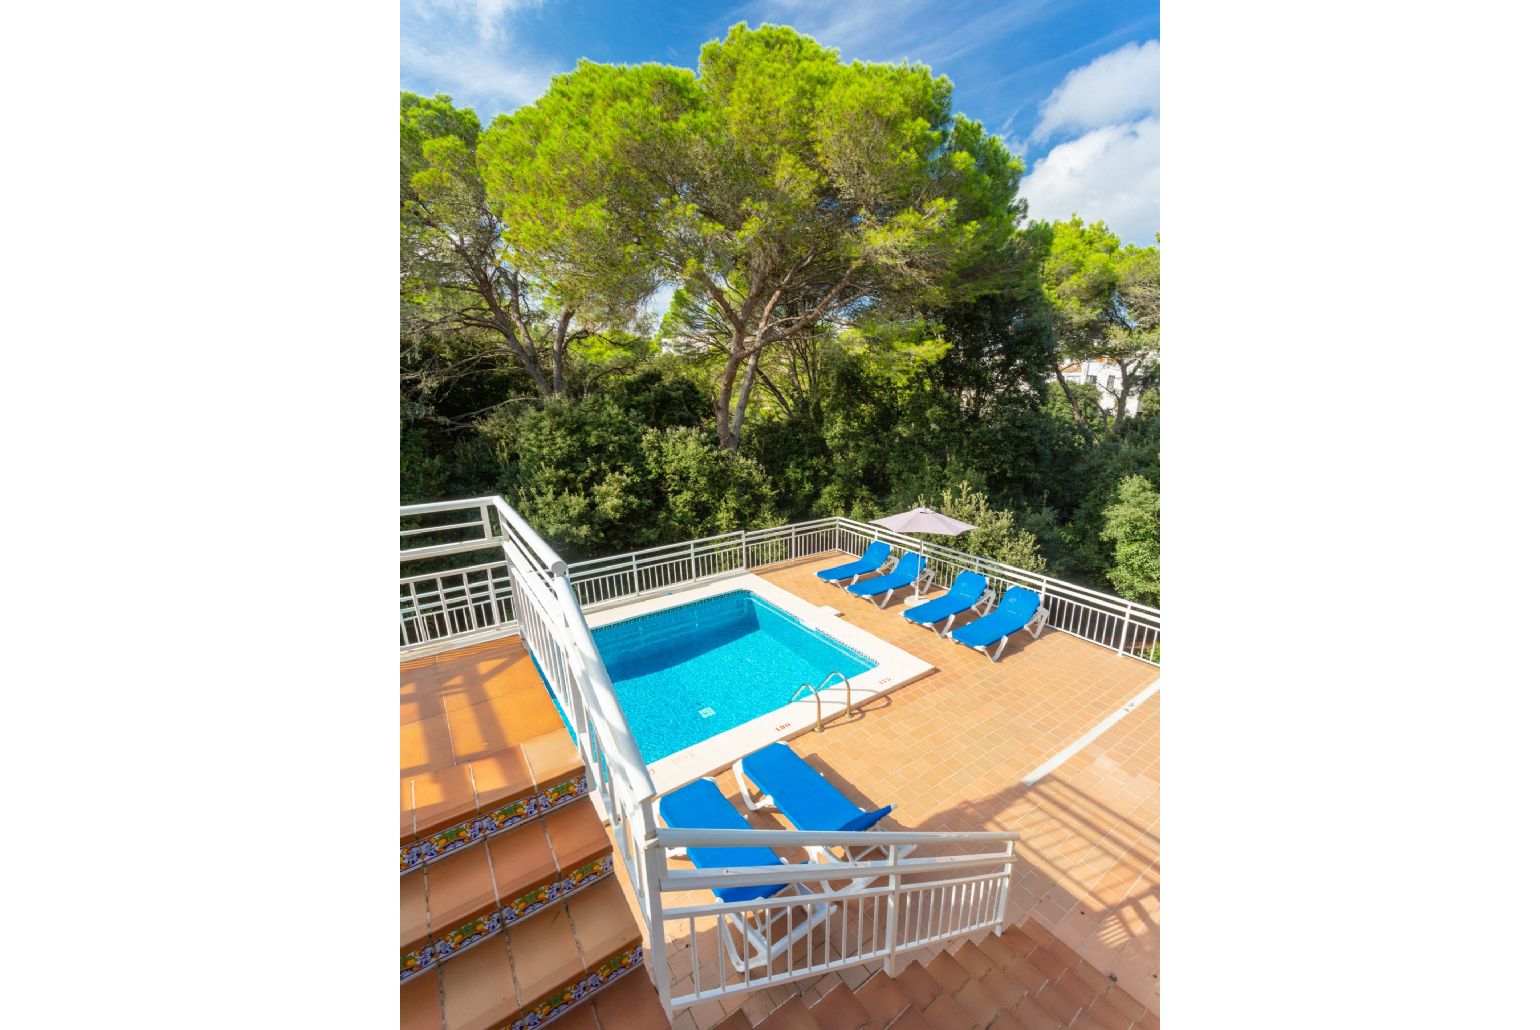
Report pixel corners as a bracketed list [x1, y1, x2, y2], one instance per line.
[726, 347, 761, 452]
[715, 341, 746, 450]
[506, 332, 554, 398]
[1052, 361, 1089, 429]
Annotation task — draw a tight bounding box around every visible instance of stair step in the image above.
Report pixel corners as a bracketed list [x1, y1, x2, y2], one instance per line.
[697, 912, 1156, 1030]
[1076, 996, 1134, 1030]
[1009, 993, 1063, 1030]
[977, 933, 1017, 967]
[1032, 983, 1082, 1027]
[887, 1007, 933, 1030]
[419, 875, 645, 1030]
[954, 977, 1004, 1026]
[1050, 968, 1096, 1011]
[925, 950, 971, 994]
[759, 996, 821, 1030]
[808, 982, 872, 1030]
[988, 1010, 1031, 1030]
[893, 960, 943, 1011]
[854, 971, 910, 1028]
[1098, 986, 1148, 1026]
[402, 730, 588, 873]
[400, 966, 442, 1030]
[404, 783, 615, 981]
[980, 968, 1027, 1011]
[953, 941, 994, 979]
[589, 960, 671, 1029]
[919, 991, 973, 1028]
[442, 931, 520, 1030]
[999, 955, 1049, 996]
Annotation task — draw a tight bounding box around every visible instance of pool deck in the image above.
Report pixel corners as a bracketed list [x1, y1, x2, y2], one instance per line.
[610, 553, 1161, 1028]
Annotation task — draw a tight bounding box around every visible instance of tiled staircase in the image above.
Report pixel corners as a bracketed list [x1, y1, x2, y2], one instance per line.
[401, 639, 670, 1030]
[706, 918, 1158, 1030]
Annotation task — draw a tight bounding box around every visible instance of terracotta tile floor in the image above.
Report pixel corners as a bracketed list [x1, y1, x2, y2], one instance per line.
[600, 554, 1161, 1027]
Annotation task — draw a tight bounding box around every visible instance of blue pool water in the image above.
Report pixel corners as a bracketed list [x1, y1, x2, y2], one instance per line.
[592, 591, 877, 763]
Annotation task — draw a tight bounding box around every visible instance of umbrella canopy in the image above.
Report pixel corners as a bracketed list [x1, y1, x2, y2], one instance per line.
[870, 506, 976, 537]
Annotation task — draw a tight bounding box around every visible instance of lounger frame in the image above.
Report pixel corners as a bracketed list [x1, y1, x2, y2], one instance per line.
[654, 792, 838, 972]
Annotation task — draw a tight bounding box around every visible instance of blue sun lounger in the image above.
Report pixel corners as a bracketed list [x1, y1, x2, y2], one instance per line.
[657, 778, 834, 971]
[902, 570, 991, 635]
[732, 742, 901, 865]
[814, 540, 891, 586]
[658, 779, 796, 903]
[845, 550, 927, 608]
[948, 586, 1047, 661]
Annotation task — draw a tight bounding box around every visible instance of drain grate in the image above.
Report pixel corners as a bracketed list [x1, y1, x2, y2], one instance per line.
[698, 707, 715, 718]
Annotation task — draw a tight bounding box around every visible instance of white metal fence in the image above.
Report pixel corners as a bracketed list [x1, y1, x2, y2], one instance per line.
[562, 516, 1160, 665]
[653, 828, 1017, 1008]
[398, 496, 1163, 1013]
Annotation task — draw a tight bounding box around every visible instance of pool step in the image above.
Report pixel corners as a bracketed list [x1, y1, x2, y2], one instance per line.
[706, 916, 1157, 1030]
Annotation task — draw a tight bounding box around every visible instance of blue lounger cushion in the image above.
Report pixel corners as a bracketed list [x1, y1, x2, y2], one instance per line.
[815, 541, 891, 583]
[846, 551, 925, 597]
[949, 587, 1041, 649]
[739, 742, 894, 833]
[903, 571, 988, 627]
[658, 779, 790, 903]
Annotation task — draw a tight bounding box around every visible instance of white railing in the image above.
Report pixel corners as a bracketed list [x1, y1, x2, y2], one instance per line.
[400, 497, 1164, 1014]
[653, 827, 1016, 1008]
[562, 516, 1160, 665]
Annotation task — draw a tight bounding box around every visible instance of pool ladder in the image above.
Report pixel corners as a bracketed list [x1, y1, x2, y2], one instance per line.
[790, 671, 852, 732]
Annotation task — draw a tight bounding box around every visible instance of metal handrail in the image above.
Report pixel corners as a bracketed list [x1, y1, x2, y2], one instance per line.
[789, 670, 852, 732]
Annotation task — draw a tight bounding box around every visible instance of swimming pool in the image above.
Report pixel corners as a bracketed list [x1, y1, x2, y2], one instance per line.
[593, 590, 877, 763]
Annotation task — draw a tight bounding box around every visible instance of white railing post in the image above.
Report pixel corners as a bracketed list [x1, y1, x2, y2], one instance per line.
[689, 539, 697, 582]
[995, 846, 1013, 933]
[884, 844, 901, 975]
[643, 836, 671, 1012]
[1116, 602, 1132, 656]
[740, 530, 748, 571]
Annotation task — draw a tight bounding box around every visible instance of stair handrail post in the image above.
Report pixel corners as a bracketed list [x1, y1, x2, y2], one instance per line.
[642, 835, 672, 1013]
[994, 841, 1013, 933]
[884, 843, 902, 974]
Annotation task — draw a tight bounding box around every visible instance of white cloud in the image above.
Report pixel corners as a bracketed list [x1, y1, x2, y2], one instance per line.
[401, 0, 555, 120]
[417, 0, 543, 42]
[401, 35, 554, 115]
[1019, 116, 1159, 243]
[1029, 38, 1158, 143]
[750, 1, 1054, 66]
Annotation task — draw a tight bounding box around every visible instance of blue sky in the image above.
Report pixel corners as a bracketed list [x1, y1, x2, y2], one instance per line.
[401, 0, 1159, 243]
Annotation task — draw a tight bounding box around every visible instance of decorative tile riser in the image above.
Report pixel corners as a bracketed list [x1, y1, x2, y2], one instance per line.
[401, 773, 588, 874]
[401, 854, 615, 983]
[506, 943, 645, 1030]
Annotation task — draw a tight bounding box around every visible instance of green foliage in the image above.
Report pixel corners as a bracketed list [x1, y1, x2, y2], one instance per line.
[642, 427, 777, 539]
[479, 24, 1025, 449]
[919, 482, 1047, 574]
[401, 32, 1157, 603]
[1037, 216, 1160, 430]
[1101, 475, 1160, 604]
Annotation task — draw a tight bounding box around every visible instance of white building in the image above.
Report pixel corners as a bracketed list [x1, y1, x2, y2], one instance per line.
[1059, 357, 1145, 417]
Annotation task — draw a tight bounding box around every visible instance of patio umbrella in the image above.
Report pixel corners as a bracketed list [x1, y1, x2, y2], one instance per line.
[870, 506, 977, 538]
[870, 506, 977, 605]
